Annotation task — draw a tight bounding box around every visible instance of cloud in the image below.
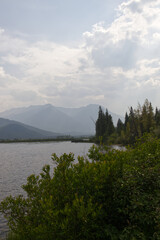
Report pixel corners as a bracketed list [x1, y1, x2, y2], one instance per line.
[0, 66, 5, 77]
[0, 65, 18, 87]
[0, 28, 27, 54]
[83, 0, 160, 69]
[11, 89, 40, 102]
[0, 0, 160, 114]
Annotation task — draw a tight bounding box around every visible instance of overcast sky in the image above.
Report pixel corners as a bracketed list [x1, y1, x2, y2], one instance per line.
[0, 0, 160, 115]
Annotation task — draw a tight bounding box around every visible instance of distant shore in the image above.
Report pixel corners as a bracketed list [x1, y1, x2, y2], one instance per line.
[0, 137, 94, 144]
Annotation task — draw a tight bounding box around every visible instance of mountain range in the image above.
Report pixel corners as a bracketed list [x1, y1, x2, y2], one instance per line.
[0, 118, 60, 140]
[0, 104, 123, 137]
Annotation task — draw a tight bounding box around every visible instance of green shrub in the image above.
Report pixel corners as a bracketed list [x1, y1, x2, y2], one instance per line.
[5, 232, 25, 240]
[1, 134, 160, 239]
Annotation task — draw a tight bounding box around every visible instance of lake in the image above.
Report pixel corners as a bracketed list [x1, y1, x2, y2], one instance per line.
[0, 141, 94, 239]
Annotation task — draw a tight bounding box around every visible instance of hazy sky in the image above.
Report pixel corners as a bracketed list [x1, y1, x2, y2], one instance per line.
[0, 0, 160, 115]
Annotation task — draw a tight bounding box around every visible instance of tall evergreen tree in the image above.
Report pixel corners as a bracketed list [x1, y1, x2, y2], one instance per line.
[141, 99, 155, 134]
[107, 114, 115, 136]
[155, 107, 160, 126]
[116, 119, 124, 136]
[96, 106, 106, 138]
[124, 112, 129, 130]
[96, 106, 115, 142]
[128, 107, 139, 142]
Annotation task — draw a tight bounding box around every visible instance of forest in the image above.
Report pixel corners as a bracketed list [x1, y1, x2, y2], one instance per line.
[95, 99, 160, 144]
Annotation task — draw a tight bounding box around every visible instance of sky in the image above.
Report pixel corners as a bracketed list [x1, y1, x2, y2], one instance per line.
[0, 0, 160, 115]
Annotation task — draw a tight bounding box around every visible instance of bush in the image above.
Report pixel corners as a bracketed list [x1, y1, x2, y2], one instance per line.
[1, 135, 160, 239]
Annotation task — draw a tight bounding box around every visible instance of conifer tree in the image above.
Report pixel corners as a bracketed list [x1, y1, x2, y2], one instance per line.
[96, 106, 106, 138]
[124, 112, 129, 130]
[96, 107, 115, 142]
[116, 119, 124, 136]
[155, 107, 160, 126]
[107, 114, 115, 136]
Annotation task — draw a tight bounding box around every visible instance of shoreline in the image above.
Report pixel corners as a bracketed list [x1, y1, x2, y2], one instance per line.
[0, 137, 94, 144]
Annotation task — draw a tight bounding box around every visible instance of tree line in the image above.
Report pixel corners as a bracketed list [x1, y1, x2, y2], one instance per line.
[96, 99, 160, 144]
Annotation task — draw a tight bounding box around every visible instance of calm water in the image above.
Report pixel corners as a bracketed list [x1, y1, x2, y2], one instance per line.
[0, 141, 93, 238]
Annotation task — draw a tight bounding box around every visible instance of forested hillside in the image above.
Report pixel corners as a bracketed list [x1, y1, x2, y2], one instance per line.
[95, 99, 160, 144]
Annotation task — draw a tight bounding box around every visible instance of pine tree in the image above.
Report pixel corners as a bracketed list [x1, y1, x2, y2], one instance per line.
[124, 112, 129, 130]
[95, 107, 115, 142]
[107, 114, 115, 136]
[96, 106, 106, 138]
[155, 107, 160, 126]
[116, 119, 124, 136]
[141, 99, 155, 134]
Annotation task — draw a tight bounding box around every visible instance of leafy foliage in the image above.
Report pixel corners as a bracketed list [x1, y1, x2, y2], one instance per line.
[1, 135, 160, 239]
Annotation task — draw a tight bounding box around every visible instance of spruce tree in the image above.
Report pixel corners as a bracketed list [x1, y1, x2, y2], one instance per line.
[96, 106, 106, 138]
[155, 107, 160, 126]
[116, 119, 124, 136]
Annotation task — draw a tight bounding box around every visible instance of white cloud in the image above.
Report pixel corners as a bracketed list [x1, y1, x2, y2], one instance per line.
[11, 89, 41, 102]
[0, 0, 160, 114]
[0, 66, 5, 77]
[0, 28, 27, 54]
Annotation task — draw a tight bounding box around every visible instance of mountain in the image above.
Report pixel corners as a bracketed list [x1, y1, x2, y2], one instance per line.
[0, 118, 60, 140]
[57, 104, 121, 129]
[0, 104, 123, 136]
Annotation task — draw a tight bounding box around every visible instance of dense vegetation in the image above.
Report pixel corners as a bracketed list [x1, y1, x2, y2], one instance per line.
[1, 134, 160, 239]
[96, 99, 160, 144]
